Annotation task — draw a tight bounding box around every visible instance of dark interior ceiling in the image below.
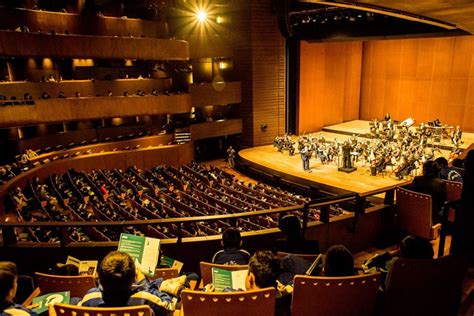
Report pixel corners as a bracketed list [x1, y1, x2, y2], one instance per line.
[286, 0, 474, 40]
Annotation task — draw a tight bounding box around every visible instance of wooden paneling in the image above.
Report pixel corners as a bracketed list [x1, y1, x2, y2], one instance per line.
[0, 7, 168, 38]
[235, 0, 286, 147]
[189, 82, 241, 107]
[0, 31, 188, 60]
[360, 35, 474, 132]
[187, 33, 234, 59]
[298, 41, 362, 134]
[190, 119, 242, 140]
[0, 79, 172, 99]
[0, 142, 194, 212]
[0, 94, 192, 127]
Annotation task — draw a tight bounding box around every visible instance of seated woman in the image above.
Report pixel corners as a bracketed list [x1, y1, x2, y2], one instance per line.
[0, 261, 37, 316]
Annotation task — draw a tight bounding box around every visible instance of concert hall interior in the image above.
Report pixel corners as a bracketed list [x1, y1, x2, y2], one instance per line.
[0, 0, 473, 315]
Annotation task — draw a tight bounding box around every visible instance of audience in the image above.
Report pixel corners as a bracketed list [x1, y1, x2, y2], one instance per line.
[273, 214, 319, 254]
[323, 245, 354, 277]
[0, 261, 37, 316]
[79, 251, 182, 315]
[410, 160, 446, 223]
[435, 157, 463, 183]
[451, 150, 474, 261]
[211, 228, 251, 265]
[245, 251, 281, 291]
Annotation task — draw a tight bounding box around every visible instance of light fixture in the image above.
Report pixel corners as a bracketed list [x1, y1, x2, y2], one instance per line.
[196, 10, 207, 23]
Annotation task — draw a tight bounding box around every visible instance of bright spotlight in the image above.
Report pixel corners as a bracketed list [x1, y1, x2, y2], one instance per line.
[196, 10, 207, 22]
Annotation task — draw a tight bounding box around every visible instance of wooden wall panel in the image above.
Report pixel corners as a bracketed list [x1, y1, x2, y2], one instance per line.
[0, 79, 172, 99]
[235, 0, 286, 147]
[298, 41, 362, 133]
[0, 31, 188, 60]
[0, 142, 194, 212]
[0, 94, 192, 127]
[190, 119, 242, 140]
[0, 7, 168, 38]
[360, 35, 474, 132]
[189, 82, 241, 107]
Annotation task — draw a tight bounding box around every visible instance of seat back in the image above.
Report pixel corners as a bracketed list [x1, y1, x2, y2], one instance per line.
[181, 288, 275, 316]
[276, 251, 320, 262]
[34, 272, 96, 298]
[50, 303, 152, 316]
[396, 187, 434, 239]
[291, 273, 381, 316]
[199, 262, 248, 287]
[383, 256, 468, 316]
[150, 268, 179, 281]
[444, 180, 462, 222]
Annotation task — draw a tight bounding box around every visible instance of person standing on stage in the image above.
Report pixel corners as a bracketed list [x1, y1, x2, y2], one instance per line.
[226, 146, 236, 169]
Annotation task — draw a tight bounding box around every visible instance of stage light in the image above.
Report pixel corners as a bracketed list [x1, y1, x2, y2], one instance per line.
[196, 10, 207, 23]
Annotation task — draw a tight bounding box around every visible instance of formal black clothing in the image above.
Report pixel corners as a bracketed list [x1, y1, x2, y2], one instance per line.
[211, 248, 251, 265]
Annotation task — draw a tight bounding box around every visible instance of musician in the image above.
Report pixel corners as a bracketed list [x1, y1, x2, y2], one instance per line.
[451, 126, 462, 146]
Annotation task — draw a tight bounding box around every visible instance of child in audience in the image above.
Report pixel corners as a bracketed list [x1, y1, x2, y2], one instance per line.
[79, 251, 186, 316]
[323, 245, 355, 277]
[0, 261, 37, 316]
[211, 228, 251, 265]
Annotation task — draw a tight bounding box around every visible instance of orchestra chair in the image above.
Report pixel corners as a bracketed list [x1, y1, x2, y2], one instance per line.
[149, 268, 179, 281]
[180, 287, 275, 316]
[49, 303, 152, 316]
[382, 256, 468, 316]
[395, 187, 441, 240]
[291, 273, 381, 316]
[34, 272, 96, 298]
[438, 180, 462, 257]
[199, 262, 248, 288]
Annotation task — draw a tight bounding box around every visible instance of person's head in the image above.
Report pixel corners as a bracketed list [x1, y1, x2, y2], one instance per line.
[0, 262, 18, 308]
[434, 157, 448, 170]
[278, 215, 301, 238]
[221, 227, 242, 249]
[245, 251, 280, 291]
[53, 264, 79, 276]
[400, 235, 434, 259]
[422, 161, 439, 178]
[451, 158, 464, 168]
[98, 251, 136, 306]
[324, 245, 354, 277]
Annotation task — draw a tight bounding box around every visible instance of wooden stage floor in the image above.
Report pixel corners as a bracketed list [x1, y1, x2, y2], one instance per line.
[239, 120, 474, 196]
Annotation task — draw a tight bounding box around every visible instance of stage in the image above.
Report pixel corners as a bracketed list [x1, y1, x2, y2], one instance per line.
[239, 120, 474, 196]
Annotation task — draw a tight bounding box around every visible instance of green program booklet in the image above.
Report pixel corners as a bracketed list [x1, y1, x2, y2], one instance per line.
[212, 267, 248, 292]
[32, 291, 70, 314]
[118, 233, 160, 277]
[161, 255, 184, 273]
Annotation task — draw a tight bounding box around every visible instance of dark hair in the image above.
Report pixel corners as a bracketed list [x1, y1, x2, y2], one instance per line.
[98, 251, 135, 306]
[434, 157, 448, 169]
[400, 235, 434, 259]
[451, 158, 464, 168]
[248, 251, 280, 288]
[0, 262, 17, 311]
[324, 245, 354, 277]
[278, 215, 301, 237]
[53, 264, 79, 276]
[222, 228, 241, 249]
[422, 161, 439, 178]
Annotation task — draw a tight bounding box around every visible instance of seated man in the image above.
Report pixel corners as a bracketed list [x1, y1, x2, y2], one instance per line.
[323, 245, 354, 277]
[211, 227, 251, 265]
[79, 251, 184, 316]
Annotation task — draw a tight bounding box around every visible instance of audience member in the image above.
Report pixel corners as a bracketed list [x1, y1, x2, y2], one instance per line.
[0, 261, 37, 316]
[399, 235, 434, 259]
[451, 150, 474, 260]
[410, 161, 446, 223]
[435, 157, 463, 182]
[323, 245, 354, 277]
[246, 251, 281, 291]
[211, 228, 251, 265]
[273, 214, 319, 254]
[79, 251, 180, 315]
[41, 92, 50, 100]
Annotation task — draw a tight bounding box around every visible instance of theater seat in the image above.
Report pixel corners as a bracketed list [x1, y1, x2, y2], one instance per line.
[382, 256, 468, 316]
[180, 287, 275, 316]
[34, 272, 96, 298]
[395, 187, 441, 240]
[50, 303, 152, 316]
[149, 268, 179, 281]
[292, 273, 381, 316]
